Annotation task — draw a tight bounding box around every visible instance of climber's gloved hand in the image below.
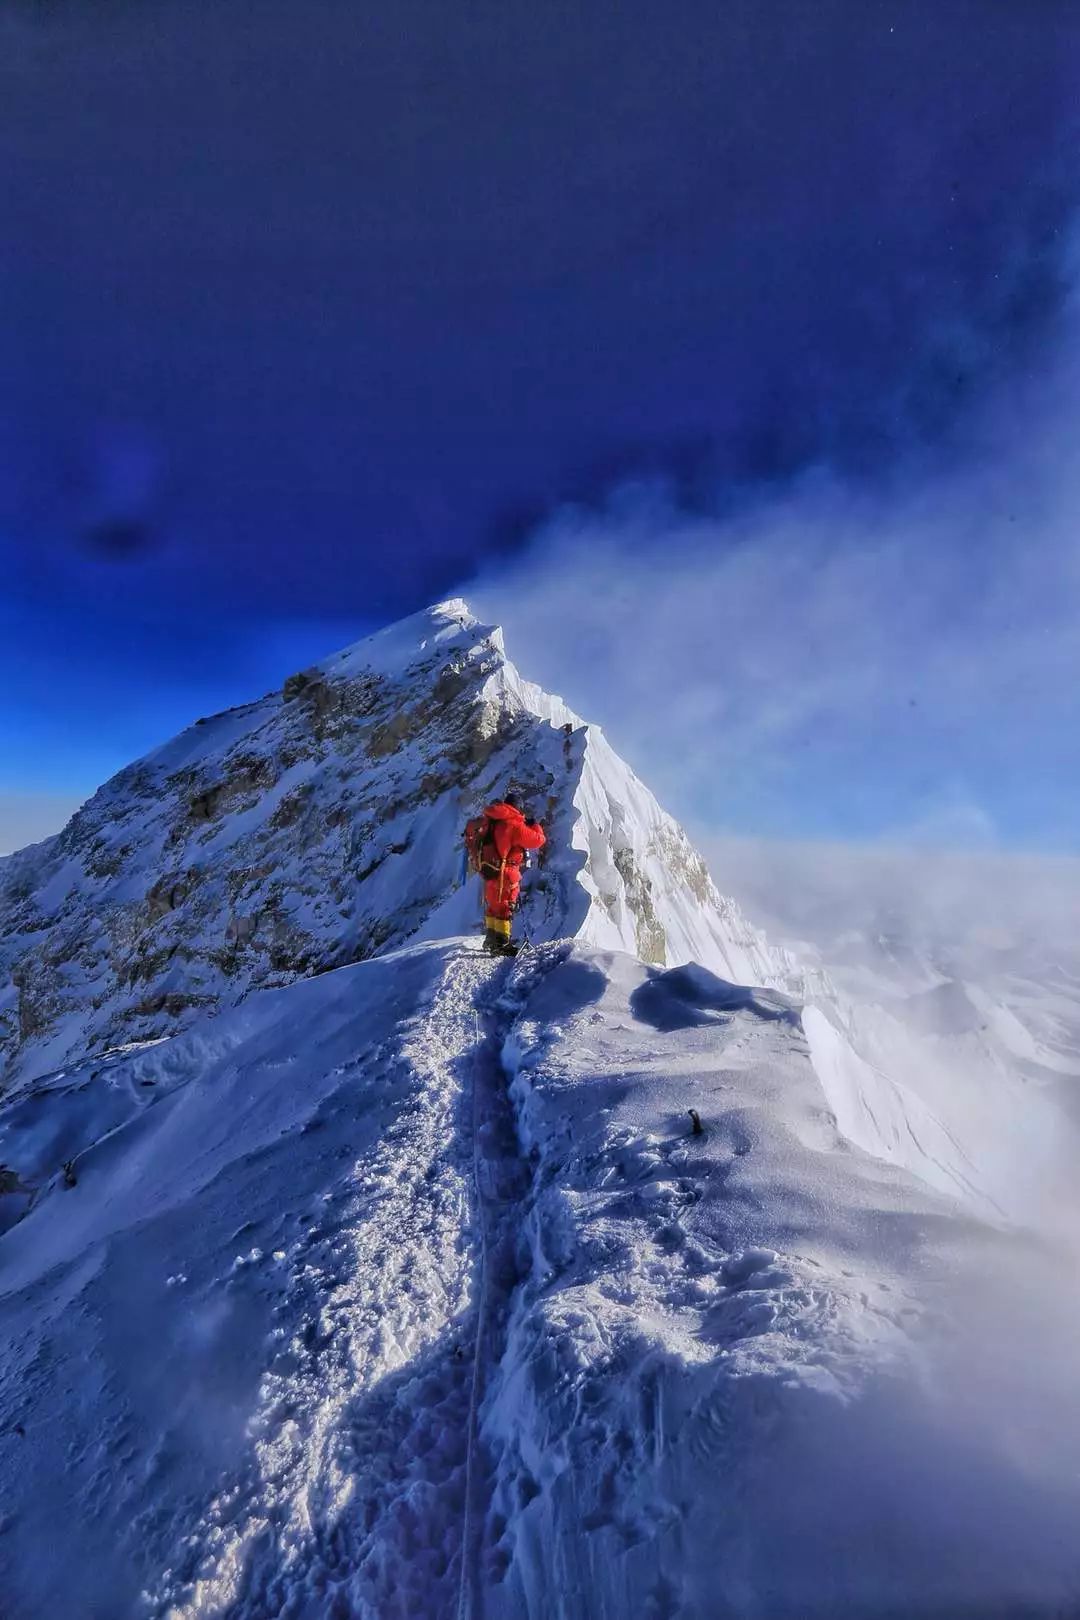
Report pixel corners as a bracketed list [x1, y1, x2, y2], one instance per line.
[524, 816, 537, 827]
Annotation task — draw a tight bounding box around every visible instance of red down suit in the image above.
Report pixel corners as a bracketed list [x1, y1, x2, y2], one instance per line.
[465, 800, 546, 938]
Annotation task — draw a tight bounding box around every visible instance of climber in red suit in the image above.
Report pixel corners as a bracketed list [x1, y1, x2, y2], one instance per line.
[463, 793, 546, 955]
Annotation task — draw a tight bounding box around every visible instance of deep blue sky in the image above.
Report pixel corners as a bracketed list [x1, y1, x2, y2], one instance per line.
[3, 1, 1079, 850]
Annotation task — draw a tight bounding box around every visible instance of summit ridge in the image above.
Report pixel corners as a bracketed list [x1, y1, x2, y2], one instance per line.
[0, 600, 785, 1091]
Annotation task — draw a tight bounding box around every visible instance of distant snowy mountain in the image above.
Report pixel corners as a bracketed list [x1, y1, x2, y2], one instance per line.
[1, 602, 1078, 1619]
[0, 601, 786, 1092]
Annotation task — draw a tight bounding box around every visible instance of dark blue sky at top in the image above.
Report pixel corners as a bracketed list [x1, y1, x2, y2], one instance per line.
[2, 0, 1080, 838]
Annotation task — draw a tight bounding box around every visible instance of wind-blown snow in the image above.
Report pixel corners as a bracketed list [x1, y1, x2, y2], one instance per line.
[1, 601, 1078, 1617]
[0, 601, 787, 1095]
[487, 948, 1080, 1617]
[1, 941, 1076, 1617]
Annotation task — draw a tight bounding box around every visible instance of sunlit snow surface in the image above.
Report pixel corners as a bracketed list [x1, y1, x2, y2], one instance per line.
[1, 602, 1079, 1617]
[0, 601, 786, 1094]
[1, 940, 1078, 1617]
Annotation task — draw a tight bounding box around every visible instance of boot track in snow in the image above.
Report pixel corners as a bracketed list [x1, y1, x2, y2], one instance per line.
[149, 942, 556, 1620]
[456, 947, 550, 1620]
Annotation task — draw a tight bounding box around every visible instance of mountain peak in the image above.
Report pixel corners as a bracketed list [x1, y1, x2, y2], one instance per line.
[318, 597, 494, 681]
[0, 602, 784, 1088]
[2, 603, 1071, 1617]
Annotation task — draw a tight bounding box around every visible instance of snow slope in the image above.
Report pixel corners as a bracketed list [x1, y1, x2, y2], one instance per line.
[487, 948, 1080, 1617]
[0, 601, 786, 1094]
[3, 940, 1076, 1619]
[2, 602, 1078, 1617]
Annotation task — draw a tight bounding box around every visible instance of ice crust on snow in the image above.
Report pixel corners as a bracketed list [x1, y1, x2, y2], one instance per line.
[0, 600, 1078, 1617]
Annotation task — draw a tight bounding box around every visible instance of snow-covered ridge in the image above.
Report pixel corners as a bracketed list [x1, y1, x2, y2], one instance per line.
[0, 599, 786, 1091]
[1, 940, 1074, 1618]
[2, 602, 1078, 1616]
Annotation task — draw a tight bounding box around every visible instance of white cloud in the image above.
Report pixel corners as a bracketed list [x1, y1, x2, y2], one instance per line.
[469, 306, 1080, 853]
[698, 833, 1080, 958]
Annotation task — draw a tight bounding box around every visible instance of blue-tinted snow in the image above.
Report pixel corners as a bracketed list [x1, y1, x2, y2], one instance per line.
[0, 941, 1077, 1617]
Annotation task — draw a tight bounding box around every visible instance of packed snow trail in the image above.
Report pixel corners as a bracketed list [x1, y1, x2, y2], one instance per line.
[150, 944, 541, 1620]
[3, 940, 1080, 1617]
[3, 593, 1080, 1617]
[456, 958, 536, 1620]
[0, 941, 549, 1620]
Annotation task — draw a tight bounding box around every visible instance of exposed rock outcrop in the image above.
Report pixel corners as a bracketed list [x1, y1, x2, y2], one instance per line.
[0, 601, 790, 1090]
